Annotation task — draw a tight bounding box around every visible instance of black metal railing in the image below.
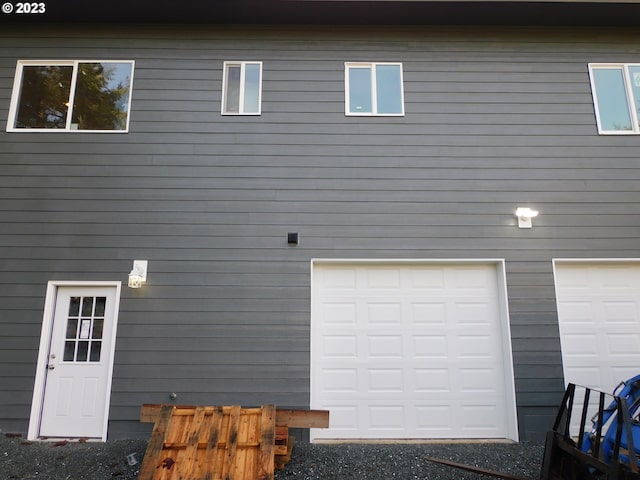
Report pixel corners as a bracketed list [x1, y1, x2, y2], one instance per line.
[540, 382, 640, 480]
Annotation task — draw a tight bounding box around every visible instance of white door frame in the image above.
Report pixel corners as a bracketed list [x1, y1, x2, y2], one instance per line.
[310, 258, 519, 441]
[28, 281, 122, 441]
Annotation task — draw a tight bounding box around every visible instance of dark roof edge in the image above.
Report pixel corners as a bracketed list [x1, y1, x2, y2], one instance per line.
[2, 1, 640, 26]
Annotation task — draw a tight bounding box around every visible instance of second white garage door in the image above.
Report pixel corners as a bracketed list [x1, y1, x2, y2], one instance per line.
[311, 260, 518, 441]
[554, 261, 640, 392]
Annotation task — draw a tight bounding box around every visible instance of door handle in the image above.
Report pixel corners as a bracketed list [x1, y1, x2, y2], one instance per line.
[47, 364, 55, 370]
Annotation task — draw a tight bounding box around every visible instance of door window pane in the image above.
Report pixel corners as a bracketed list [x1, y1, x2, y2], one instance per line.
[68, 296, 81, 316]
[62, 295, 105, 363]
[94, 297, 106, 317]
[90, 342, 102, 362]
[92, 319, 104, 339]
[82, 297, 94, 316]
[79, 319, 91, 339]
[76, 341, 89, 362]
[64, 341, 76, 362]
[66, 319, 78, 339]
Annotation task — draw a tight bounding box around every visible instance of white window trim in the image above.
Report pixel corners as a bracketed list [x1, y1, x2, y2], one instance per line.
[344, 62, 405, 117]
[588, 63, 640, 135]
[221, 61, 263, 115]
[6, 59, 135, 133]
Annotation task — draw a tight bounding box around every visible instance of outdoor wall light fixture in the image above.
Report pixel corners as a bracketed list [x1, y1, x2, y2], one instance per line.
[128, 260, 148, 288]
[515, 207, 539, 229]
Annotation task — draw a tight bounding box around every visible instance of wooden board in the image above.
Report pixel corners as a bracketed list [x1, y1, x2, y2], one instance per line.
[140, 404, 330, 429]
[274, 433, 295, 471]
[138, 404, 276, 480]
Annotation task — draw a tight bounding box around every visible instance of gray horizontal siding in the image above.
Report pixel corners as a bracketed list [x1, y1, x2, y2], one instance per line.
[2, 24, 640, 441]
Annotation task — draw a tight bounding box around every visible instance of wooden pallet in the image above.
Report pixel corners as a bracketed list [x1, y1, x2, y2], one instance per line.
[138, 405, 276, 480]
[138, 404, 329, 480]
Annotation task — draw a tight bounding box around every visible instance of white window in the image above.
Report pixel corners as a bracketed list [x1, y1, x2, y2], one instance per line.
[7, 60, 134, 132]
[589, 63, 640, 134]
[345, 62, 404, 116]
[222, 61, 262, 115]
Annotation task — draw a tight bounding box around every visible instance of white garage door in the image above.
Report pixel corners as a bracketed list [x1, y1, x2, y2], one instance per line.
[311, 261, 518, 440]
[554, 261, 640, 392]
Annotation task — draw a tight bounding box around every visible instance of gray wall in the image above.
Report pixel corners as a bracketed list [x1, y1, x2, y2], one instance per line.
[1, 24, 640, 441]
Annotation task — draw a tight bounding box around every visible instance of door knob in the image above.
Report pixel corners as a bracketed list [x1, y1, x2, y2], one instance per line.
[47, 364, 55, 370]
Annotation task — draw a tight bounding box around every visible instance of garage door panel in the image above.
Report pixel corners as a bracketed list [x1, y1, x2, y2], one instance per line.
[366, 303, 402, 325]
[562, 333, 599, 355]
[365, 268, 401, 288]
[611, 366, 640, 383]
[413, 335, 448, 357]
[602, 301, 639, 323]
[312, 262, 516, 440]
[320, 368, 358, 392]
[413, 368, 450, 392]
[564, 367, 603, 387]
[409, 302, 447, 325]
[557, 302, 598, 324]
[322, 335, 357, 357]
[452, 268, 486, 287]
[416, 405, 453, 432]
[369, 406, 404, 429]
[321, 268, 357, 289]
[368, 369, 404, 392]
[367, 335, 403, 357]
[409, 267, 445, 286]
[453, 302, 497, 321]
[326, 405, 358, 431]
[607, 333, 640, 354]
[555, 262, 640, 397]
[458, 334, 495, 357]
[461, 405, 504, 435]
[319, 302, 357, 325]
[459, 368, 500, 393]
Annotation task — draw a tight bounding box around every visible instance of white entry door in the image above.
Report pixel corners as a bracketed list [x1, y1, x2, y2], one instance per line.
[35, 284, 120, 439]
[311, 261, 518, 441]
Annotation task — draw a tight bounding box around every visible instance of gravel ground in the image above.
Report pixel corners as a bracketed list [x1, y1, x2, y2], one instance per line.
[0, 433, 544, 479]
[0, 434, 147, 479]
[278, 441, 544, 480]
